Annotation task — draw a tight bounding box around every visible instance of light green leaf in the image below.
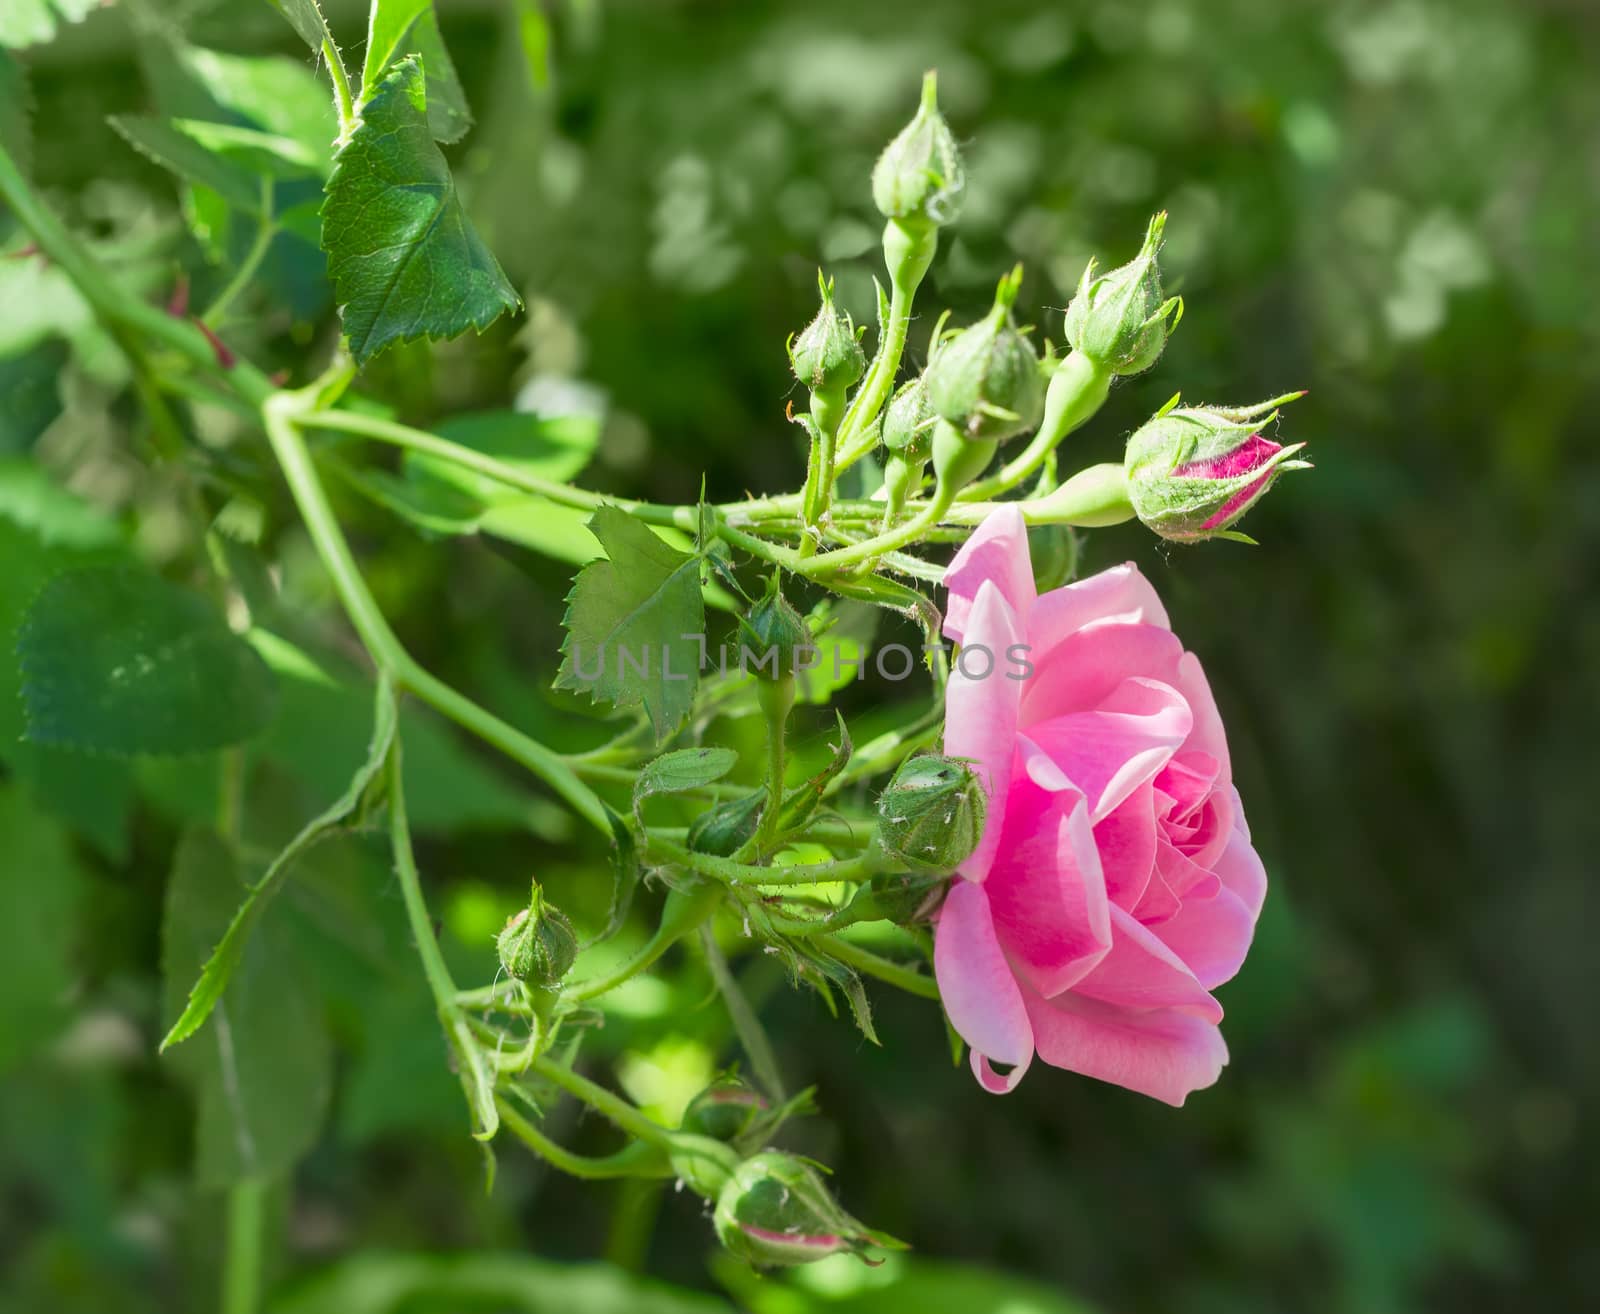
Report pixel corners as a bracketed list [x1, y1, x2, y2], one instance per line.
[321, 55, 520, 365]
[0, 0, 106, 50]
[361, 0, 472, 143]
[176, 45, 338, 159]
[260, 0, 336, 54]
[18, 565, 279, 756]
[271, 1252, 732, 1314]
[555, 506, 705, 738]
[109, 115, 267, 214]
[162, 828, 332, 1186]
[0, 784, 86, 1070]
[0, 340, 67, 454]
[632, 746, 738, 826]
[160, 679, 397, 1052]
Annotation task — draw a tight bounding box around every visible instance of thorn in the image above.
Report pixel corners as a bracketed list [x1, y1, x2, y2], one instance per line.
[166, 274, 190, 318]
[194, 319, 236, 369]
[4, 242, 40, 261]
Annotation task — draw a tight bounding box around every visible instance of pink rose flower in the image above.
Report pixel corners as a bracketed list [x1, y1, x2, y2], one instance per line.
[934, 507, 1266, 1104]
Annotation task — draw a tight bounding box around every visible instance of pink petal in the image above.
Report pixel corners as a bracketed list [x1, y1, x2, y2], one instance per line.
[1173, 651, 1231, 777]
[983, 775, 1111, 998]
[1212, 826, 1267, 919]
[1175, 432, 1282, 480]
[944, 580, 1024, 882]
[1156, 838, 1222, 902]
[1094, 783, 1159, 912]
[1070, 905, 1223, 1021]
[1020, 676, 1193, 823]
[1151, 883, 1257, 990]
[943, 505, 1034, 645]
[1024, 989, 1229, 1106]
[1154, 751, 1221, 821]
[1029, 562, 1171, 652]
[1019, 624, 1186, 727]
[934, 880, 1034, 1092]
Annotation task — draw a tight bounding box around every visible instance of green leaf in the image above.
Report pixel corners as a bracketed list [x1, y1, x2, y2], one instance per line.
[175, 45, 338, 159]
[404, 409, 599, 508]
[271, 1252, 732, 1314]
[17, 565, 279, 756]
[0, 0, 104, 50]
[160, 678, 397, 1052]
[361, 0, 472, 143]
[0, 48, 31, 175]
[321, 55, 520, 365]
[0, 341, 67, 453]
[555, 506, 705, 738]
[161, 828, 332, 1186]
[259, 0, 337, 54]
[109, 115, 267, 214]
[632, 746, 738, 826]
[0, 784, 86, 1070]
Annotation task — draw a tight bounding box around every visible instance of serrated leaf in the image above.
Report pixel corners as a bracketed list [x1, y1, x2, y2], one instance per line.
[110, 115, 267, 214]
[361, 0, 472, 143]
[0, 339, 67, 453]
[808, 946, 879, 1046]
[162, 828, 332, 1186]
[18, 565, 278, 756]
[632, 746, 738, 826]
[555, 506, 705, 738]
[321, 55, 519, 365]
[259, 0, 336, 53]
[161, 679, 397, 1052]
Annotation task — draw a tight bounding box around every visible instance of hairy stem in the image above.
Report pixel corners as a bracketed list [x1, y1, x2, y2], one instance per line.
[821, 934, 941, 999]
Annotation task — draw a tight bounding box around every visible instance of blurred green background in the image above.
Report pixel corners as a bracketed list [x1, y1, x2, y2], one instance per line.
[3, 0, 1598, 1311]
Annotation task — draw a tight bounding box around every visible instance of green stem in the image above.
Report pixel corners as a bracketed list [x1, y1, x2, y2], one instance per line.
[497, 1098, 672, 1180]
[753, 675, 794, 853]
[821, 934, 940, 999]
[529, 1055, 676, 1151]
[203, 189, 277, 328]
[648, 838, 884, 888]
[221, 1179, 265, 1314]
[792, 485, 954, 578]
[323, 38, 357, 139]
[564, 880, 723, 1002]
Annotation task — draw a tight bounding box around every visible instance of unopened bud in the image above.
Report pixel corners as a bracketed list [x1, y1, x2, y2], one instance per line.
[872, 70, 964, 230]
[875, 754, 985, 874]
[1063, 212, 1182, 377]
[681, 1075, 768, 1143]
[738, 579, 809, 683]
[788, 271, 866, 405]
[925, 266, 1045, 445]
[1125, 394, 1311, 543]
[496, 882, 577, 987]
[713, 1151, 890, 1268]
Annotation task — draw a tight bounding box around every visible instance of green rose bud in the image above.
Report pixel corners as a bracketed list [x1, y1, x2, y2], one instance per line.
[1063, 212, 1183, 376]
[875, 754, 986, 874]
[879, 375, 935, 518]
[1124, 394, 1311, 543]
[688, 789, 766, 857]
[925, 266, 1045, 446]
[788, 271, 866, 435]
[681, 1075, 769, 1143]
[713, 1152, 890, 1268]
[738, 579, 810, 683]
[496, 882, 578, 986]
[872, 70, 964, 230]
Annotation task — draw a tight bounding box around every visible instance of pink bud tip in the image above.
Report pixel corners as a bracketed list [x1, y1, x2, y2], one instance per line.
[1176, 433, 1281, 480]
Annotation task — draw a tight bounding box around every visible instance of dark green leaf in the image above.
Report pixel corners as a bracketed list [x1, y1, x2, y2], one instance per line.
[160, 678, 397, 1052]
[18, 565, 279, 756]
[161, 829, 332, 1186]
[361, 0, 472, 143]
[321, 55, 519, 365]
[632, 746, 738, 826]
[0, 48, 31, 175]
[0, 340, 66, 452]
[555, 506, 705, 738]
[0, 784, 86, 1069]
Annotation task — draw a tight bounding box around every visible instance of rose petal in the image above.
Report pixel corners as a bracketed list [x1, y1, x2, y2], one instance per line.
[1023, 988, 1229, 1106]
[1212, 826, 1267, 919]
[1094, 783, 1159, 912]
[945, 580, 1024, 882]
[1151, 883, 1258, 990]
[1019, 624, 1186, 727]
[934, 880, 1034, 1092]
[1030, 562, 1171, 651]
[943, 506, 1035, 645]
[1173, 651, 1231, 777]
[984, 776, 1111, 997]
[1019, 677, 1193, 822]
[1070, 905, 1223, 1021]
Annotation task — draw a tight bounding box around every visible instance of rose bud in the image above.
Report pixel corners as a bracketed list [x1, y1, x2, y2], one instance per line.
[713, 1151, 896, 1268]
[925, 265, 1045, 447]
[496, 882, 578, 987]
[681, 1074, 769, 1144]
[875, 753, 986, 873]
[879, 375, 935, 519]
[688, 789, 766, 857]
[788, 271, 866, 434]
[1124, 394, 1311, 543]
[737, 579, 810, 683]
[872, 69, 964, 232]
[1063, 212, 1183, 377]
